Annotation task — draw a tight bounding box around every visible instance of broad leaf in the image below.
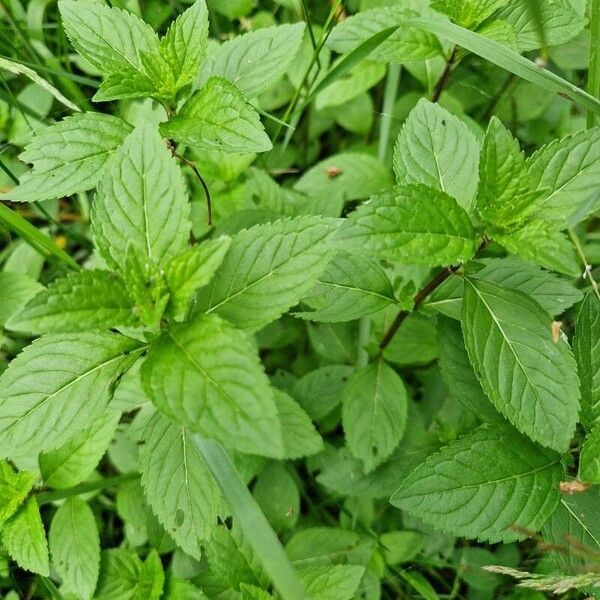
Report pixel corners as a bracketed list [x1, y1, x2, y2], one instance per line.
[2, 113, 132, 203]
[92, 125, 191, 272]
[194, 217, 336, 331]
[8, 270, 137, 334]
[391, 424, 563, 542]
[0, 461, 36, 526]
[0, 333, 140, 458]
[299, 565, 365, 600]
[142, 313, 283, 457]
[49, 498, 100, 600]
[339, 184, 477, 266]
[0, 271, 42, 327]
[461, 277, 580, 451]
[342, 361, 408, 473]
[254, 462, 300, 531]
[393, 99, 480, 210]
[432, 0, 510, 27]
[275, 390, 323, 459]
[139, 413, 221, 559]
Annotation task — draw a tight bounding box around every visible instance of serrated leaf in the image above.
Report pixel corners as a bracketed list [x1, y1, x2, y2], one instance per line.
[574, 293, 600, 430]
[139, 413, 221, 559]
[326, 6, 442, 63]
[8, 270, 136, 334]
[92, 124, 191, 272]
[160, 0, 209, 90]
[391, 424, 563, 542]
[208, 23, 305, 98]
[393, 99, 480, 210]
[296, 250, 396, 323]
[0, 272, 42, 326]
[461, 277, 580, 451]
[2, 113, 132, 203]
[339, 184, 477, 266]
[165, 237, 231, 320]
[342, 361, 408, 473]
[299, 564, 365, 600]
[0, 461, 36, 526]
[49, 498, 100, 600]
[527, 128, 600, 223]
[275, 390, 323, 459]
[492, 220, 579, 275]
[39, 410, 120, 489]
[194, 217, 336, 331]
[432, 0, 510, 27]
[0, 333, 141, 458]
[2, 497, 49, 576]
[142, 313, 283, 457]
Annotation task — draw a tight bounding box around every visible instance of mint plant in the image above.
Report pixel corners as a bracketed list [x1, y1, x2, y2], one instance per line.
[1, 0, 600, 598]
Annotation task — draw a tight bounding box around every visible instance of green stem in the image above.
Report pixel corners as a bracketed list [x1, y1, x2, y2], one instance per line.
[192, 436, 309, 600]
[588, 0, 600, 128]
[568, 227, 600, 300]
[36, 473, 139, 505]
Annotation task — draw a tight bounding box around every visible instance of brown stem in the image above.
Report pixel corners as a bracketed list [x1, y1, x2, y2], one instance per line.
[174, 152, 213, 226]
[432, 47, 458, 103]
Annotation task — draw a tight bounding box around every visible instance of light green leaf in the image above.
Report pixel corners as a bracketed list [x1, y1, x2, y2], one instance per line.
[2, 497, 49, 576]
[391, 424, 563, 542]
[527, 128, 600, 223]
[326, 6, 442, 63]
[240, 584, 275, 600]
[139, 412, 221, 559]
[49, 498, 100, 600]
[0, 461, 36, 526]
[160, 0, 209, 90]
[380, 530, 423, 565]
[461, 277, 580, 451]
[275, 390, 323, 459]
[579, 426, 600, 483]
[393, 99, 480, 210]
[142, 314, 283, 457]
[161, 77, 271, 154]
[165, 580, 208, 600]
[92, 124, 191, 272]
[0, 333, 140, 458]
[342, 361, 408, 473]
[8, 270, 137, 334]
[39, 410, 120, 489]
[208, 23, 305, 98]
[194, 217, 336, 331]
[492, 220, 579, 275]
[299, 565, 365, 600]
[296, 250, 396, 323]
[294, 152, 392, 202]
[92, 65, 163, 103]
[432, 0, 510, 27]
[165, 237, 231, 320]
[285, 527, 363, 568]
[254, 463, 300, 532]
[574, 293, 600, 430]
[339, 184, 477, 266]
[1, 113, 132, 203]
[0, 272, 42, 327]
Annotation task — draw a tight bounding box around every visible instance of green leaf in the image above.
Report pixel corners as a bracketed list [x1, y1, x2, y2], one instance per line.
[1, 113, 132, 203]
[39, 410, 120, 489]
[299, 565, 365, 600]
[296, 250, 397, 323]
[285, 527, 364, 568]
[139, 412, 221, 559]
[254, 463, 300, 532]
[142, 314, 283, 457]
[241, 585, 275, 600]
[477, 116, 540, 229]
[0, 461, 36, 526]
[342, 361, 408, 473]
[339, 184, 477, 266]
[393, 99, 480, 210]
[492, 220, 579, 275]
[461, 277, 580, 451]
[92, 124, 191, 272]
[294, 152, 393, 202]
[194, 217, 336, 331]
[326, 6, 442, 63]
[49, 498, 100, 600]
[8, 270, 137, 334]
[94, 549, 164, 600]
[275, 390, 323, 459]
[160, 0, 209, 90]
[0, 333, 141, 458]
[579, 426, 600, 483]
[527, 128, 600, 223]
[0, 271, 42, 327]
[380, 530, 423, 565]
[208, 23, 305, 98]
[161, 77, 272, 154]
[390, 424, 563, 542]
[165, 237, 231, 320]
[2, 497, 49, 576]
[432, 0, 510, 27]
[574, 293, 600, 430]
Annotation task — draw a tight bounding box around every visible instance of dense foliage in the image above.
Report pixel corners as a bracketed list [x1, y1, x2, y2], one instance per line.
[1, 0, 600, 598]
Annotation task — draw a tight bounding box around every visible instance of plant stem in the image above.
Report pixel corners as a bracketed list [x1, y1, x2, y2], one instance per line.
[36, 473, 139, 505]
[588, 0, 600, 128]
[432, 46, 458, 103]
[568, 227, 600, 300]
[175, 152, 213, 226]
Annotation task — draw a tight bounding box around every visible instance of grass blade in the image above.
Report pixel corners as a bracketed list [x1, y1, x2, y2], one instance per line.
[192, 435, 309, 600]
[588, 0, 600, 127]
